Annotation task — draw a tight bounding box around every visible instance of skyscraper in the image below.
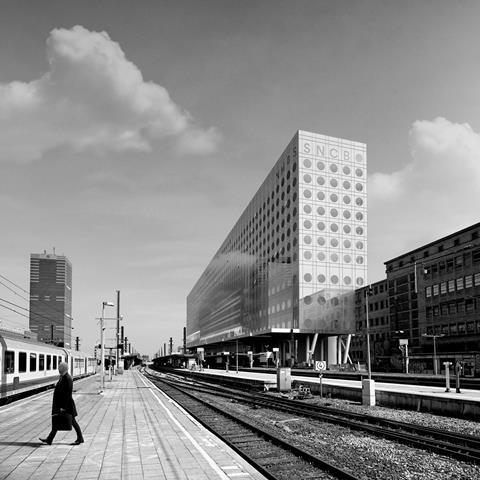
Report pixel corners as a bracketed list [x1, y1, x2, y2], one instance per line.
[29, 251, 72, 347]
[187, 130, 367, 365]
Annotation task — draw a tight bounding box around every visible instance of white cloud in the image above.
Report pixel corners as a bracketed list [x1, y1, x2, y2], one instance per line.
[0, 25, 220, 162]
[369, 117, 480, 280]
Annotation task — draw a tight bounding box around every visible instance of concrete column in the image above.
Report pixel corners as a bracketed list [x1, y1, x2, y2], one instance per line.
[337, 336, 342, 365]
[327, 336, 337, 366]
[362, 379, 376, 406]
[306, 336, 311, 364]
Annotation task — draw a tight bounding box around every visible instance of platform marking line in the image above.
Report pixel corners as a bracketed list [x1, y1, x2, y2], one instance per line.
[137, 372, 232, 480]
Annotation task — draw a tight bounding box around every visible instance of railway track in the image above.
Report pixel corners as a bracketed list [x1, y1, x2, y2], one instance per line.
[145, 369, 480, 465]
[144, 371, 360, 480]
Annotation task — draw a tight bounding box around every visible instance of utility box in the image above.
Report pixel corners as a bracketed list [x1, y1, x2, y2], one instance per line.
[277, 367, 291, 392]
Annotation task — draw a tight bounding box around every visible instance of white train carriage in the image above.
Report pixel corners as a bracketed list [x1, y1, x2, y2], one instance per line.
[0, 330, 96, 401]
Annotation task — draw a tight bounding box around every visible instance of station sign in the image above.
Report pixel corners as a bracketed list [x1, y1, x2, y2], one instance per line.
[314, 361, 326, 371]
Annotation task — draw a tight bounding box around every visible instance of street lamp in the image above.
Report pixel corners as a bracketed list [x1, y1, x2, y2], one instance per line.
[100, 301, 115, 390]
[422, 333, 445, 375]
[365, 286, 373, 380]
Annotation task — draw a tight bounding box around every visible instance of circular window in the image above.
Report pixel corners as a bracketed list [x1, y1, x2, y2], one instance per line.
[343, 195, 351, 204]
[355, 168, 363, 177]
[317, 222, 326, 231]
[304, 251, 312, 260]
[317, 236, 326, 246]
[317, 176, 325, 185]
[356, 212, 364, 221]
[317, 252, 326, 261]
[356, 226, 364, 235]
[343, 180, 351, 190]
[344, 239, 352, 248]
[344, 254, 352, 263]
[356, 183, 363, 192]
[317, 206, 325, 215]
[318, 295, 326, 303]
[304, 189, 312, 198]
[293, 223, 297, 231]
[356, 256, 364, 264]
[356, 197, 363, 206]
[331, 238, 339, 247]
[357, 277, 364, 286]
[356, 241, 364, 249]
[330, 223, 339, 232]
[344, 276, 352, 285]
[304, 235, 312, 244]
[343, 165, 351, 175]
[303, 159, 312, 168]
[303, 174, 312, 183]
[331, 253, 339, 262]
[317, 161, 325, 170]
[331, 275, 339, 284]
[304, 204, 312, 214]
[330, 178, 338, 187]
[330, 193, 338, 202]
[330, 208, 338, 217]
[355, 153, 363, 162]
[303, 220, 312, 229]
[304, 296, 312, 305]
[304, 273, 312, 282]
[343, 225, 351, 234]
[343, 210, 351, 219]
[317, 191, 325, 201]
[317, 275, 326, 284]
[330, 163, 338, 173]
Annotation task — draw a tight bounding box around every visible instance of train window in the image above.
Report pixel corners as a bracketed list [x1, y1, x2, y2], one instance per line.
[53, 356, 57, 369]
[39, 354, 45, 370]
[30, 353, 37, 371]
[4, 351, 14, 374]
[47, 355, 52, 370]
[19, 352, 27, 373]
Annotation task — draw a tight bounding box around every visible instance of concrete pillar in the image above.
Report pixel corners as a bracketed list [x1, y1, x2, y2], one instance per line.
[337, 336, 342, 365]
[306, 336, 311, 364]
[327, 336, 337, 366]
[362, 379, 376, 406]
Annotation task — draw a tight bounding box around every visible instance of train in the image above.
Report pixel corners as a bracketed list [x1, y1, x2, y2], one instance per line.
[152, 351, 278, 372]
[0, 329, 96, 403]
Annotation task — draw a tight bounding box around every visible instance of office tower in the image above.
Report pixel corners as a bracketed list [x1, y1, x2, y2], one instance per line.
[187, 130, 367, 365]
[29, 251, 72, 347]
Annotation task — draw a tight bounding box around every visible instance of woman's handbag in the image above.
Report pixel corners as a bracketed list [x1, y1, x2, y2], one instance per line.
[52, 412, 73, 431]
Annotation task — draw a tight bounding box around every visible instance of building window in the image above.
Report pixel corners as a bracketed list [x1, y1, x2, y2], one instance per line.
[474, 272, 480, 286]
[450, 324, 457, 334]
[433, 284, 439, 296]
[440, 282, 447, 295]
[465, 275, 473, 289]
[448, 279, 455, 292]
[456, 277, 464, 291]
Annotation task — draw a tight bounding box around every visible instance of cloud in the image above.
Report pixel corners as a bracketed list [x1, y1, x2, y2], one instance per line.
[0, 25, 220, 162]
[369, 117, 480, 279]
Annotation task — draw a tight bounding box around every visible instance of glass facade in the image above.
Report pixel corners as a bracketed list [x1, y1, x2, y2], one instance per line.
[187, 130, 367, 348]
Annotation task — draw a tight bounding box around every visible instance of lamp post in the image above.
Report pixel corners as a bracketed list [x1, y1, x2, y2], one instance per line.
[365, 286, 373, 380]
[100, 301, 115, 390]
[422, 333, 445, 375]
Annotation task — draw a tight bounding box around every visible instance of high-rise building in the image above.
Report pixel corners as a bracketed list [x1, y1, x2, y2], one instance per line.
[29, 251, 72, 347]
[187, 130, 367, 365]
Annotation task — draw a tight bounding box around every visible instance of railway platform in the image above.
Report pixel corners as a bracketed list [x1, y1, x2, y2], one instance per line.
[0, 369, 267, 480]
[183, 367, 480, 417]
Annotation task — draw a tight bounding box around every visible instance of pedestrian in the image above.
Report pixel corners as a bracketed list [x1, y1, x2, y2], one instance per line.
[39, 361, 84, 446]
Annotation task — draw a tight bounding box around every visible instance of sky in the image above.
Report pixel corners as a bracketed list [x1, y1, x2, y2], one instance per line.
[1, 0, 480, 357]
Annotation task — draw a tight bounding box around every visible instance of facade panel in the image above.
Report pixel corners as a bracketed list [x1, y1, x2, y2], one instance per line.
[187, 130, 367, 349]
